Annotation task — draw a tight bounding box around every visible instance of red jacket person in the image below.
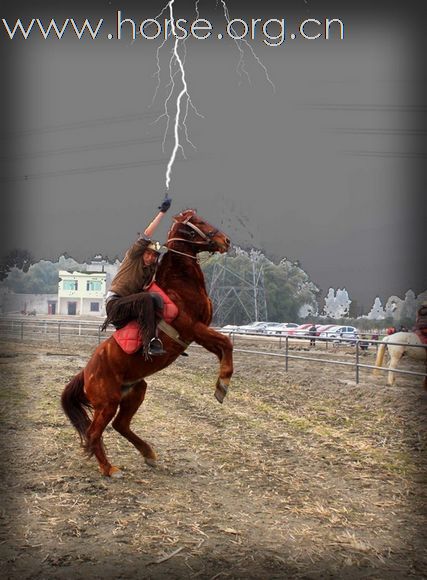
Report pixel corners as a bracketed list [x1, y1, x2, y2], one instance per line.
[102, 196, 172, 356]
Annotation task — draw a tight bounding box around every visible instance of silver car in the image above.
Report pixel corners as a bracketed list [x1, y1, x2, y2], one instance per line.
[320, 325, 358, 341]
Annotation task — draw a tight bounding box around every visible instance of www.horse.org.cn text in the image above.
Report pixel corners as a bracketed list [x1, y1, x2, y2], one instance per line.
[2, 13, 345, 46]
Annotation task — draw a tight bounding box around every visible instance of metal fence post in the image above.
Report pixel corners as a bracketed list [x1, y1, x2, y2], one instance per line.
[285, 335, 289, 371]
[98, 325, 101, 344]
[355, 340, 360, 384]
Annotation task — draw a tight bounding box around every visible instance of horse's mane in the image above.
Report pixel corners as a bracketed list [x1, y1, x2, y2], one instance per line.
[172, 208, 197, 221]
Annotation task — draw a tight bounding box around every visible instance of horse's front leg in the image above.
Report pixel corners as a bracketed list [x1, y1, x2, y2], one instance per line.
[193, 323, 233, 403]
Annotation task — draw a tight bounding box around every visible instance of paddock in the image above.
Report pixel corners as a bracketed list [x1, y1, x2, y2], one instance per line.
[1, 336, 426, 579]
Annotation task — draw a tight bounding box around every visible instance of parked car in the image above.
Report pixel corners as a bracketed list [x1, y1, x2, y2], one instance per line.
[265, 322, 299, 336]
[315, 324, 337, 337]
[221, 324, 241, 333]
[318, 325, 340, 337]
[288, 323, 321, 338]
[319, 325, 358, 341]
[236, 322, 270, 334]
[262, 322, 283, 334]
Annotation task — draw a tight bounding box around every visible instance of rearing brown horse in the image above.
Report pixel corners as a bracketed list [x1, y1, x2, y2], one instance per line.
[61, 209, 233, 477]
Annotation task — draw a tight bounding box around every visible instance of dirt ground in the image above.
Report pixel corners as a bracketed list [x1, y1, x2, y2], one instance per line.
[0, 334, 426, 579]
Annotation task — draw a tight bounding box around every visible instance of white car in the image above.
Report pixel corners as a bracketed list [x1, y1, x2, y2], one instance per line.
[265, 322, 299, 336]
[319, 325, 358, 341]
[237, 322, 270, 334]
[221, 324, 241, 333]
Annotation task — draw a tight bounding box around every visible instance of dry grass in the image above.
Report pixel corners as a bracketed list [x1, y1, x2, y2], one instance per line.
[0, 337, 426, 579]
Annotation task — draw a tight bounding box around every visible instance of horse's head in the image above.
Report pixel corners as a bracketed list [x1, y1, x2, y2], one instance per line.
[166, 209, 230, 255]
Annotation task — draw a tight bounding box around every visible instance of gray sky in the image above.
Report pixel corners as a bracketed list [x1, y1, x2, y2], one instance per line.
[2, 1, 426, 309]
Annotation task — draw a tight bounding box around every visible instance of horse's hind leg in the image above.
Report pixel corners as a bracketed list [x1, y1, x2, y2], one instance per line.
[86, 402, 120, 477]
[112, 380, 157, 468]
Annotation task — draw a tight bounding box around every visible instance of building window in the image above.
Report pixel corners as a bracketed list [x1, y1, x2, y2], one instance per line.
[63, 280, 78, 291]
[90, 302, 100, 312]
[86, 280, 102, 292]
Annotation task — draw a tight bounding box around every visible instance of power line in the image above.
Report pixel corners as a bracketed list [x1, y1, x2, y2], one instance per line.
[0, 153, 206, 183]
[0, 133, 175, 162]
[324, 127, 427, 136]
[0, 110, 163, 140]
[301, 103, 427, 113]
[342, 150, 427, 159]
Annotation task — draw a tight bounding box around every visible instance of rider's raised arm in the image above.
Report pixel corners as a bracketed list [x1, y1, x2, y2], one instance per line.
[127, 196, 172, 259]
[143, 196, 172, 238]
[143, 210, 166, 239]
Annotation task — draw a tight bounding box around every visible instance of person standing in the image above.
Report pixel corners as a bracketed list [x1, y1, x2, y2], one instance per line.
[308, 323, 317, 347]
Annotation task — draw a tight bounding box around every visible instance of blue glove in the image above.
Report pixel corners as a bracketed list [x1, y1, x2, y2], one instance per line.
[158, 196, 172, 213]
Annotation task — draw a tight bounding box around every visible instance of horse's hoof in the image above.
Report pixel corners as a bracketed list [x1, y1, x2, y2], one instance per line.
[109, 466, 123, 478]
[214, 389, 224, 404]
[145, 457, 157, 468]
[215, 380, 228, 404]
[215, 381, 228, 404]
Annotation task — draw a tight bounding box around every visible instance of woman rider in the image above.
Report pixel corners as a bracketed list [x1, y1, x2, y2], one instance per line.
[102, 196, 171, 356]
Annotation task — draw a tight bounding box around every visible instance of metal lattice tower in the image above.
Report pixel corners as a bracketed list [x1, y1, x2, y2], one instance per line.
[208, 249, 268, 326]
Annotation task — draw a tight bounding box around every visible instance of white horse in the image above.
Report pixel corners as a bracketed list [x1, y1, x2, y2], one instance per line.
[374, 332, 427, 387]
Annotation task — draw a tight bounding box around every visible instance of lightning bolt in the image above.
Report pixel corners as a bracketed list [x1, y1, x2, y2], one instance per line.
[150, 0, 203, 193]
[218, 1, 276, 92]
[165, 2, 189, 191]
[149, 0, 275, 195]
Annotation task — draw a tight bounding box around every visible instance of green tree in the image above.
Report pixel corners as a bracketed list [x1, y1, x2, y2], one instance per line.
[1, 255, 84, 294]
[23, 261, 61, 293]
[0, 248, 34, 280]
[348, 299, 360, 318]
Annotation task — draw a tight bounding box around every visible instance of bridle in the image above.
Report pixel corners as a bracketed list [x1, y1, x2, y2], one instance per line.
[165, 214, 222, 259]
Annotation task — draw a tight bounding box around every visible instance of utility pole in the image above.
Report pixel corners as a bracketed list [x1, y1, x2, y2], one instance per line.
[208, 250, 268, 325]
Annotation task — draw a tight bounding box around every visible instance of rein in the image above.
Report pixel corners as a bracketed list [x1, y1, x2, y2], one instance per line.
[165, 246, 199, 260]
[165, 214, 220, 259]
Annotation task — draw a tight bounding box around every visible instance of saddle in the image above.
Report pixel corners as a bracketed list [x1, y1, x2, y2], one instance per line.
[113, 283, 179, 354]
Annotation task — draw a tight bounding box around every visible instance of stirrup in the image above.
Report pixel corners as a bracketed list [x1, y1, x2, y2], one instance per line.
[148, 337, 166, 356]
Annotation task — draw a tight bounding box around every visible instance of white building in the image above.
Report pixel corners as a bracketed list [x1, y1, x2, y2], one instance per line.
[58, 270, 107, 316]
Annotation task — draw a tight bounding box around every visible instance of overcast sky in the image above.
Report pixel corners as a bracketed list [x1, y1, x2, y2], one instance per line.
[1, 0, 426, 309]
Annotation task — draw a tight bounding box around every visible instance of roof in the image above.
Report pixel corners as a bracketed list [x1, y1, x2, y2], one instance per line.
[58, 270, 106, 278]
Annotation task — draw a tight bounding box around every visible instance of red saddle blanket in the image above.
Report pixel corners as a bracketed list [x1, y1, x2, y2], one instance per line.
[113, 283, 178, 354]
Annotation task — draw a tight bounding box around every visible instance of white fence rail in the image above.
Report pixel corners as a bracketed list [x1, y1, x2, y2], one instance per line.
[0, 317, 112, 343]
[225, 332, 427, 384]
[1, 318, 425, 385]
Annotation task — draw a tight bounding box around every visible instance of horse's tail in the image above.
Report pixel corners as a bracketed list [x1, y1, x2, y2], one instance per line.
[61, 370, 92, 446]
[373, 338, 388, 375]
